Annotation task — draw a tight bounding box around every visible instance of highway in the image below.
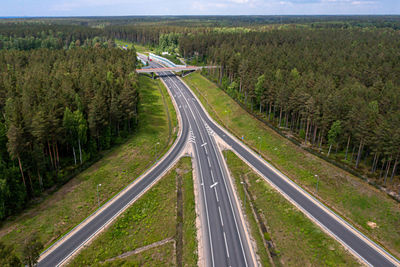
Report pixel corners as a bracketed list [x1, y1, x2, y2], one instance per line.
[37, 54, 400, 267]
[160, 69, 255, 267]
[38, 60, 255, 266]
[173, 75, 400, 267]
[37, 64, 192, 267]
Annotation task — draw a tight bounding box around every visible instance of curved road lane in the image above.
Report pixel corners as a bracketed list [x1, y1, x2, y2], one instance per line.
[161, 72, 255, 267]
[38, 56, 399, 267]
[38, 69, 191, 267]
[38, 62, 255, 267]
[175, 75, 400, 267]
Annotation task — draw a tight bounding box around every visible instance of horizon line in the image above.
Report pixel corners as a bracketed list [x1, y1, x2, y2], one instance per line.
[1, 14, 400, 18]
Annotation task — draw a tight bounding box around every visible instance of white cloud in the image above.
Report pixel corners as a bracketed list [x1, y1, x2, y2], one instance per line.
[51, 0, 135, 11]
[321, 0, 375, 3]
[279, 1, 294, 5]
[192, 1, 229, 11]
[351, 1, 376, 4]
[46, 0, 390, 16]
[228, 0, 250, 3]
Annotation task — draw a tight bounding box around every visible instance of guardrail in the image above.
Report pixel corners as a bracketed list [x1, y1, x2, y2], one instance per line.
[149, 53, 185, 68]
[137, 56, 146, 65]
[136, 66, 203, 73]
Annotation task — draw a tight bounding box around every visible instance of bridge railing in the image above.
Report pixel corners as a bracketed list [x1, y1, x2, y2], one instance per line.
[136, 56, 146, 65]
[149, 53, 186, 68]
[136, 66, 203, 73]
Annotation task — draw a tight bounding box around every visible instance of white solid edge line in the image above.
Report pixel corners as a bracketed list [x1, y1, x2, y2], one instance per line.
[187, 84, 251, 266]
[56, 151, 185, 266]
[169, 74, 221, 266]
[179, 77, 252, 267]
[41, 66, 185, 265]
[165, 73, 216, 267]
[232, 148, 372, 267]
[208, 126, 250, 267]
[178, 74, 400, 266]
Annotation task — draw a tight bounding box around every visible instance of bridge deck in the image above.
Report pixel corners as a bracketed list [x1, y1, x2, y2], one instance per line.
[136, 66, 216, 73]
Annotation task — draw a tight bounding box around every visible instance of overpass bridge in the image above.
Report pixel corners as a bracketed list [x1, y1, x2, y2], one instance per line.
[136, 65, 217, 73]
[136, 52, 217, 75]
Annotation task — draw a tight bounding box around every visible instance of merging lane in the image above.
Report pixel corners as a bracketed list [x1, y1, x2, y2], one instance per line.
[38, 66, 191, 267]
[175, 75, 400, 267]
[38, 60, 255, 267]
[160, 69, 255, 267]
[39, 55, 399, 267]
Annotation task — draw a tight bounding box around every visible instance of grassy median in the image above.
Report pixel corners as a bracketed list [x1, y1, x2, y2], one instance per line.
[69, 157, 197, 266]
[115, 40, 151, 54]
[183, 72, 400, 259]
[0, 76, 178, 257]
[225, 150, 359, 266]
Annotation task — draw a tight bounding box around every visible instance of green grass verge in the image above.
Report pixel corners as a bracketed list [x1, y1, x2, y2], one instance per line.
[115, 40, 153, 55]
[225, 151, 272, 266]
[181, 158, 198, 266]
[225, 150, 359, 266]
[69, 157, 196, 266]
[183, 72, 400, 259]
[98, 242, 176, 267]
[115, 39, 135, 50]
[0, 76, 178, 257]
[157, 79, 178, 138]
[162, 54, 182, 65]
[134, 43, 154, 54]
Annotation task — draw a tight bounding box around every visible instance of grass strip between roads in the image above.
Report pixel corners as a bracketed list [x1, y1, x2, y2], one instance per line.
[183, 72, 400, 259]
[115, 40, 154, 55]
[224, 150, 359, 266]
[115, 40, 148, 54]
[0, 76, 178, 257]
[69, 157, 197, 266]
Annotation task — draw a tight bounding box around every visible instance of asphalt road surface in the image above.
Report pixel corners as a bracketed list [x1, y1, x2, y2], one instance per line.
[173, 72, 399, 267]
[38, 57, 399, 267]
[160, 69, 255, 267]
[37, 67, 191, 267]
[38, 61, 255, 267]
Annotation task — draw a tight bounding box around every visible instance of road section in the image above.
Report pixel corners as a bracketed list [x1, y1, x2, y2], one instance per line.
[38, 54, 400, 267]
[38, 60, 256, 267]
[37, 67, 191, 267]
[175, 74, 400, 267]
[158, 65, 256, 267]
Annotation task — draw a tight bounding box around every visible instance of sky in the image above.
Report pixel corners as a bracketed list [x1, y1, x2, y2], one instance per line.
[1, 0, 399, 17]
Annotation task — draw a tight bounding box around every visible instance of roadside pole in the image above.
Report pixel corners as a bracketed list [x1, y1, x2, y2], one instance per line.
[97, 184, 102, 208]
